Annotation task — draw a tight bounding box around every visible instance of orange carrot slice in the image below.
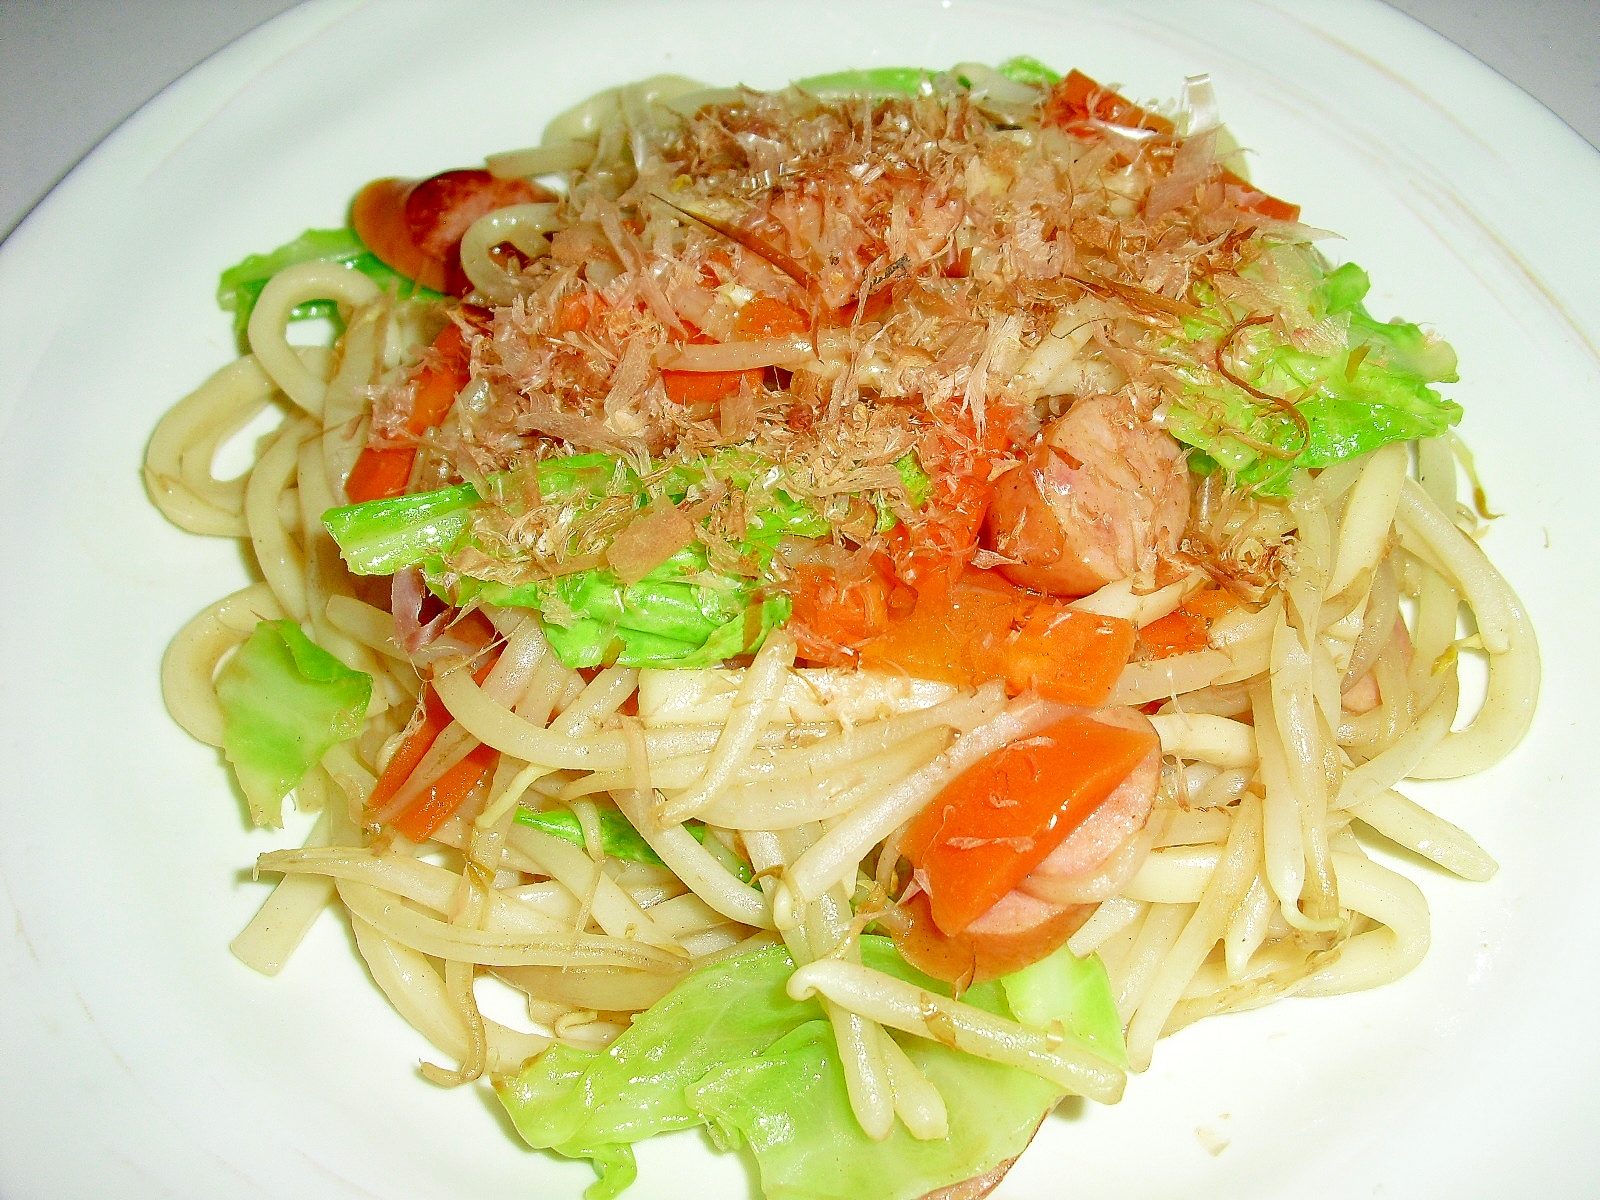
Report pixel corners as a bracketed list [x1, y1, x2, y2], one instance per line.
[901, 713, 1159, 935]
[1139, 587, 1242, 659]
[366, 652, 498, 828]
[858, 568, 1135, 705]
[659, 368, 762, 406]
[1138, 608, 1210, 660]
[1002, 602, 1140, 704]
[789, 560, 894, 665]
[735, 296, 809, 339]
[1042, 70, 1299, 222]
[1042, 69, 1175, 136]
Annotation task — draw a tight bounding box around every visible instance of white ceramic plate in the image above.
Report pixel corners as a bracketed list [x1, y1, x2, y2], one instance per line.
[3, 1, 1597, 1197]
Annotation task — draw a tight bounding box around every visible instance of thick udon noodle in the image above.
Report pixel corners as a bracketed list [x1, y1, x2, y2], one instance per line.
[145, 72, 1538, 1139]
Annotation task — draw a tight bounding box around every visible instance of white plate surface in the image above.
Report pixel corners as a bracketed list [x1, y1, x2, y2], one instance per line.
[2, 2, 1597, 1198]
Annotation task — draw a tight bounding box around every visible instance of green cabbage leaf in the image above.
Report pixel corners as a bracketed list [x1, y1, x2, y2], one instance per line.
[494, 938, 1122, 1200]
[214, 619, 371, 827]
[1166, 246, 1461, 495]
[512, 806, 751, 880]
[217, 227, 444, 344]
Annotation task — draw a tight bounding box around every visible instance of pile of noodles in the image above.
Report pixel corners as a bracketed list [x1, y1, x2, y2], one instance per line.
[144, 66, 1537, 1155]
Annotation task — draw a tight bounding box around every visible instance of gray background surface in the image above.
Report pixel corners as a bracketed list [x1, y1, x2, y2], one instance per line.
[2, 0, 1597, 241]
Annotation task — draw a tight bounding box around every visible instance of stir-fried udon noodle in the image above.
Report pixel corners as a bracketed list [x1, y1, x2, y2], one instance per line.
[146, 62, 1537, 1197]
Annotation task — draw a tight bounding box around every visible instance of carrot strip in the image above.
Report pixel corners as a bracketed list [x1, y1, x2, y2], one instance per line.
[901, 713, 1159, 935]
[887, 471, 992, 594]
[789, 560, 893, 665]
[1179, 587, 1242, 624]
[365, 649, 498, 822]
[1043, 69, 1175, 135]
[556, 291, 602, 334]
[365, 686, 451, 814]
[343, 445, 418, 505]
[344, 322, 472, 503]
[406, 323, 470, 429]
[658, 300, 806, 406]
[391, 741, 498, 842]
[1042, 70, 1299, 222]
[832, 285, 897, 325]
[1219, 167, 1301, 223]
[860, 569, 1014, 686]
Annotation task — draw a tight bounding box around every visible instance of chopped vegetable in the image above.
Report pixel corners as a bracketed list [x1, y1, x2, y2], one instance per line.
[322, 479, 481, 578]
[327, 489, 797, 668]
[1168, 248, 1462, 494]
[364, 654, 499, 838]
[1000, 601, 1140, 701]
[1039, 67, 1300, 224]
[900, 713, 1159, 935]
[323, 452, 625, 576]
[658, 298, 809, 406]
[513, 554, 793, 670]
[514, 806, 752, 880]
[691, 1020, 1050, 1200]
[734, 295, 810, 339]
[364, 684, 451, 815]
[1043, 68, 1175, 136]
[392, 741, 497, 842]
[1218, 166, 1301, 222]
[1137, 606, 1210, 659]
[216, 227, 443, 344]
[324, 446, 945, 670]
[995, 55, 1061, 87]
[1139, 587, 1241, 659]
[659, 367, 760, 406]
[789, 558, 894, 662]
[497, 942, 832, 1199]
[516, 805, 668, 866]
[556, 291, 603, 334]
[497, 937, 1116, 1200]
[858, 568, 1136, 704]
[325, 451, 824, 573]
[343, 322, 473, 504]
[1178, 586, 1243, 624]
[999, 943, 1128, 1068]
[214, 619, 372, 827]
[794, 67, 933, 98]
[345, 320, 473, 502]
[885, 467, 992, 594]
